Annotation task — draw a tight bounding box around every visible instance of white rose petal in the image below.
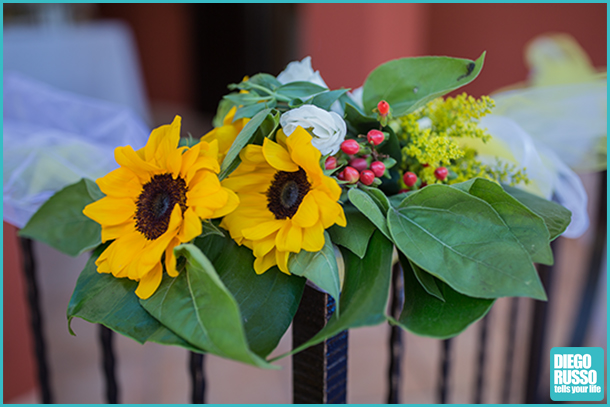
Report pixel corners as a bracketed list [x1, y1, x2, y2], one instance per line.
[277, 56, 328, 89]
[280, 105, 347, 155]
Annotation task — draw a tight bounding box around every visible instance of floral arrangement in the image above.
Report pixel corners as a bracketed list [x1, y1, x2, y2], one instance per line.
[20, 53, 571, 368]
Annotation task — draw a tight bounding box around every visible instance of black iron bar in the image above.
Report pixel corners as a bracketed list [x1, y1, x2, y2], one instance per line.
[292, 283, 348, 404]
[502, 297, 519, 403]
[438, 338, 452, 404]
[189, 352, 206, 403]
[570, 170, 607, 347]
[474, 314, 490, 404]
[386, 262, 405, 404]
[99, 325, 119, 403]
[19, 237, 54, 403]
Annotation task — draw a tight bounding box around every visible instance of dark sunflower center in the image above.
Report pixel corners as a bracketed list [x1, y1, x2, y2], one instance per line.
[135, 173, 188, 240]
[266, 167, 311, 220]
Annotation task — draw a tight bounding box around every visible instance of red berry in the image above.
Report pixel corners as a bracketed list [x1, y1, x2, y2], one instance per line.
[399, 188, 410, 194]
[370, 161, 385, 177]
[337, 171, 345, 181]
[349, 157, 368, 172]
[359, 170, 375, 186]
[340, 139, 360, 155]
[403, 171, 418, 187]
[421, 163, 429, 168]
[343, 166, 360, 183]
[367, 129, 385, 146]
[325, 156, 337, 170]
[377, 100, 390, 116]
[434, 167, 448, 181]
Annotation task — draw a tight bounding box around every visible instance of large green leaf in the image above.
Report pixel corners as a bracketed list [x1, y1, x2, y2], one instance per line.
[452, 178, 553, 265]
[219, 108, 272, 179]
[362, 53, 486, 117]
[194, 233, 305, 358]
[141, 244, 275, 368]
[409, 258, 444, 302]
[393, 253, 494, 339]
[278, 230, 393, 359]
[502, 185, 571, 241]
[288, 231, 341, 314]
[307, 89, 350, 110]
[328, 204, 376, 259]
[67, 245, 199, 352]
[19, 178, 102, 257]
[347, 187, 391, 239]
[276, 81, 327, 99]
[388, 184, 546, 300]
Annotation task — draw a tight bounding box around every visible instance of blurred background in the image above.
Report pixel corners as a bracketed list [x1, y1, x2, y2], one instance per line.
[3, 3, 606, 404]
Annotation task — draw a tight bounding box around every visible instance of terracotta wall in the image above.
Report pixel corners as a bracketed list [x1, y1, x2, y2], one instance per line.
[299, 3, 606, 96]
[3, 223, 36, 402]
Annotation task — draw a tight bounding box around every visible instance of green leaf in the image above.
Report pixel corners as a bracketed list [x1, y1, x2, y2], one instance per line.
[362, 53, 486, 117]
[347, 188, 391, 240]
[141, 244, 276, 369]
[452, 178, 553, 265]
[276, 230, 393, 359]
[248, 73, 282, 91]
[409, 259, 444, 302]
[19, 178, 102, 257]
[288, 231, 341, 314]
[307, 89, 350, 110]
[377, 125, 403, 164]
[393, 253, 494, 339]
[344, 103, 379, 136]
[219, 108, 272, 179]
[388, 184, 546, 300]
[359, 184, 390, 213]
[67, 244, 199, 351]
[194, 233, 305, 358]
[276, 81, 327, 99]
[328, 205, 376, 259]
[233, 102, 273, 121]
[212, 98, 236, 128]
[502, 185, 571, 241]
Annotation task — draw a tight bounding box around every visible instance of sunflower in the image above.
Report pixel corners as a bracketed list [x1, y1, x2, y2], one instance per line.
[83, 116, 239, 299]
[201, 106, 250, 163]
[220, 126, 346, 275]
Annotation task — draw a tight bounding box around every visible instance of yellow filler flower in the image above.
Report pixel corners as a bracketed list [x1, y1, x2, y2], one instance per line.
[83, 116, 239, 299]
[220, 126, 346, 275]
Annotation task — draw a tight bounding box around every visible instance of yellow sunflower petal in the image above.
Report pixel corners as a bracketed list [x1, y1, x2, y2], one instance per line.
[302, 221, 325, 252]
[101, 220, 135, 243]
[135, 263, 163, 299]
[96, 167, 141, 199]
[166, 145, 186, 178]
[275, 250, 291, 275]
[138, 205, 182, 268]
[253, 234, 276, 258]
[262, 138, 299, 172]
[285, 224, 303, 253]
[291, 193, 319, 228]
[115, 145, 158, 181]
[254, 250, 277, 275]
[83, 197, 135, 226]
[145, 115, 181, 163]
[311, 189, 342, 229]
[243, 219, 284, 241]
[165, 237, 181, 277]
[211, 188, 239, 218]
[178, 207, 202, 242]
[240, 144, 267, 165]
[180, 143, 201, 179]
[276, 128, 288, 148]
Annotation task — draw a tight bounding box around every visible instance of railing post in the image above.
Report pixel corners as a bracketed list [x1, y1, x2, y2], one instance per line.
[189, 352, 206, 403]
[292, 284, 348, 404]
[19, 237, 54, 403]
[99, 325, 119, 403]
[438, 338, 452, 404]
[386, 262, 405, 404]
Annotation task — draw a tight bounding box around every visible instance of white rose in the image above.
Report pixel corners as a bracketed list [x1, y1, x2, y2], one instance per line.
[277, 56, 328, 89]
[280, 105, 347, 155]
